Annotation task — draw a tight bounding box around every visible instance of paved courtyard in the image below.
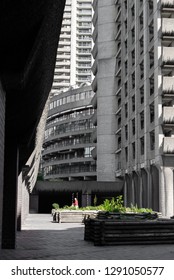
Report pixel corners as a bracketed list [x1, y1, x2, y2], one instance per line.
[0, 214, 174, 260]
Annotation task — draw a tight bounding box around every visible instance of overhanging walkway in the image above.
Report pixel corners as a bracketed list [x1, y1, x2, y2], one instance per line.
[0, 214, 174, 260]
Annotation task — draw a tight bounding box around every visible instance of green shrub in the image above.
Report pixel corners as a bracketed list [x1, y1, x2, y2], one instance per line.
[52, 203, 59, 210]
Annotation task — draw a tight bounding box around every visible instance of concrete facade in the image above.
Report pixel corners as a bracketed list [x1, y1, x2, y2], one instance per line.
[92, 0, 174, 217]
[42, 85, 97, 182]
[52, 0, 93, 93]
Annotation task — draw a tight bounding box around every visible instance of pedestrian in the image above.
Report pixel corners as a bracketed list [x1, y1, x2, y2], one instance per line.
[74, 197, 79, 209]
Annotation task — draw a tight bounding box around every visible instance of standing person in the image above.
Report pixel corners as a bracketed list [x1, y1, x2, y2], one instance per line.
[74, 197, 79, 209]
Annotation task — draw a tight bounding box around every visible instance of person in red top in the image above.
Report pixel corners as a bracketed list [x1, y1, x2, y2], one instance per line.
[74, 198, 79, 209]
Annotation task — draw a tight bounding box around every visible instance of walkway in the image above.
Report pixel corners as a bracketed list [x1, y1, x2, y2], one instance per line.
[0, 214, 174, 259]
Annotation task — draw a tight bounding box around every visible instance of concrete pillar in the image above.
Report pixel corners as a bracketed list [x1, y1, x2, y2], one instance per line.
[158, 166, 166, 216]
[150, 165, 160, 212]
[2, 136, 19, 248]
[0, 81, 5, 249]
[163, 167, 174, 217]
[133, 171, 142, 208]
[125, 174, 133, 207]
[82, 191, 91, 207]
[141, 169, 148, 208]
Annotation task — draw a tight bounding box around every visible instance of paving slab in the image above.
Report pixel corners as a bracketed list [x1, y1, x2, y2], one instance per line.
[0, 214, 174, 260]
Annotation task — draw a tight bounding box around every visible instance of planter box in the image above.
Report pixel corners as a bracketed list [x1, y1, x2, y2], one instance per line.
[84, 216, 174, 246]
[52, 210, 99, 223]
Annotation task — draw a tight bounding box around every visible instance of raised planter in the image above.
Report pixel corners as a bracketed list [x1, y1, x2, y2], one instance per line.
[84, 214, 174, 246]
[52, 210, 99, 223]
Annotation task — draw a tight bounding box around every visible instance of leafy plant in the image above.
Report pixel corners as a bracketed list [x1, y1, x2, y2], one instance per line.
[52, 203, 59, 210]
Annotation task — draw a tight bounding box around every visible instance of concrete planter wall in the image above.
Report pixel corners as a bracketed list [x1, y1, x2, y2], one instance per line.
[52, 210, 99, 223]
[84, 215, 174, 246]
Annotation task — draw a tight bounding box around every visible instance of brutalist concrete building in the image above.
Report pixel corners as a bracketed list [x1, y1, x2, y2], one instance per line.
[0, 0, 65, 248]
[92, 0, 174, 217]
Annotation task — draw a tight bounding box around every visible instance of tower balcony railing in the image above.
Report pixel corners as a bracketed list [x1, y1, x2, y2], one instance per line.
[91, 128, 97, 143]
[91, 110, 97, 126]
[162, 47, 174, 66]
[91, 92, 97, 109]
[162, 106, 174, 124]
[161, 0, 174, 9]
[163, 137, 174, 154]
[162, 76, 174, 94]
[162, 18, 174, 37]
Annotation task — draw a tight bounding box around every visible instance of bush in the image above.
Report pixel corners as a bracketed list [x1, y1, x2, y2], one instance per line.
[52, 203, 59, 210]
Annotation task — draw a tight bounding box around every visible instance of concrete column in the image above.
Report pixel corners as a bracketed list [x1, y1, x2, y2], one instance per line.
[0, 81, 5, 249]
[82, 191, 91, 207]
[150, 165, 160, 212]
[125, 174, 133, 207]
[163, 167, 174, 217]
[133, 171, 142, 208]
[158, 166, 166, 217]
[141, 169, 148, 208]
[2, 135, 19, 248]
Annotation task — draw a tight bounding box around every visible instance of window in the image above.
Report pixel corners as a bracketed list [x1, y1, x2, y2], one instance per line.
[150, 103, 154, 123]
[132, 142, 135, 159]
[132, 119, 135, 135]
[132, 95, 135, 112]
[140, 86, 144, 104]
[132, 72, 135, 89]
[140, 136, 144, 155]
[140, 111, 144, 129]
[150, 130, 155, 150]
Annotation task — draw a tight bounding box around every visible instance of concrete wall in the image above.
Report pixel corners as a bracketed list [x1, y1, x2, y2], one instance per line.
[0, 81, 5, 247]
[97, 0, 117, 181]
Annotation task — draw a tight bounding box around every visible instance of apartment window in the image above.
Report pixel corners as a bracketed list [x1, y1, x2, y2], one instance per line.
[117, 95, 121, 107]
[139, 12, 144, 31]
[140, 86, 144, 104]
[132, 142, 135, 159]
[132, 95, 135, 112]
[150, 103, 154, 123]
[118, 116, 121, 129]
[125, 40, 128, 54]
[125, 19, 127, 34]
[140, 111, 144, 129]
[131, 4, 135, 21]
[140, 61, 144, 80]
[132, 119, 135, 135]
[140, 136, 144, 155]
[131, 27, 135, 44]
[148, 0, 153, 16]
[132, 72, 135, 89]
[124, 0, 127, 11]
[125, 103, 128, 118]
[125, 82, 128, 97]
[149, 75, 154, 96]
[125, 61, 128, 76]
[125, 147, 128, 162]
[149, 20, 154, 42]
[150, 130, 155, 150]
[125, 125, 128, 140]
[117, 136, 121, 149]
[131, 49, 135, 67]
[139, 36, 144, 55]
[149, 47, 154, 68]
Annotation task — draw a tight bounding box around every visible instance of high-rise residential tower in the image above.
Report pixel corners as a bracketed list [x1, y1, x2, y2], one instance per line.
[92, 0, 174, 217]
[52, 0, 93, 94]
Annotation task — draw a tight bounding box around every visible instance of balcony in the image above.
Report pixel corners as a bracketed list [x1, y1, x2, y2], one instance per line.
[91, 147, 97, 160]
[162, 107, 174, 125]
[161, 0, 174, 10]
[91, 129, 97, 143]
[91, 92, 97, 109]
[162, 47, 174, 67]
[162, 76, 174, 95]
[163, 137, 174, 154]
[91, 110, 97, 126]
[162, 18, 174, 38]
[92, 42, 98, 59]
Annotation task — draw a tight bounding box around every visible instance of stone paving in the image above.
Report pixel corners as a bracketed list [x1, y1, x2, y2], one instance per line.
[0, 214, 174, 260]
